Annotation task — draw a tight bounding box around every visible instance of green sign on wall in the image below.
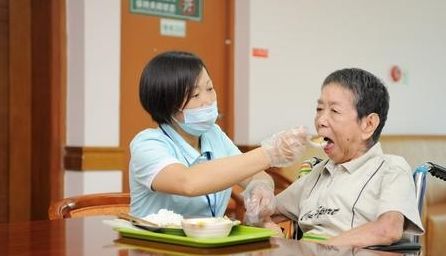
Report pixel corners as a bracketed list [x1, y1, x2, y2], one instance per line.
[130, 0, 202, 21]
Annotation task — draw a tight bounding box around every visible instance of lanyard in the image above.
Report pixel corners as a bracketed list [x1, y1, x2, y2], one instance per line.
[192, 152, 217, 217]
[160, 126, 217, 217]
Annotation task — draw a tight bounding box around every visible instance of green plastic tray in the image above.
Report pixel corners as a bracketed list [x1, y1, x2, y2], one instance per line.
[115, 225, 275, 248]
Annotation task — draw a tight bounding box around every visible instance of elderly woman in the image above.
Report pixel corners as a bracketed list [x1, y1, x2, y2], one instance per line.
[245, 68, 424, 247]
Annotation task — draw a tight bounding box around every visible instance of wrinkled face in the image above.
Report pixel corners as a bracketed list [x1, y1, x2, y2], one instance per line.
[314, 83, 369, 164]
[174, 67, 217, 122]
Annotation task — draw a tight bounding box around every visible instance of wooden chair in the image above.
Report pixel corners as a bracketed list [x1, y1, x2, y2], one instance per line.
[49, 191, 247, 221]
[47, 168, 296, 223]
[48, 192, 130, 220]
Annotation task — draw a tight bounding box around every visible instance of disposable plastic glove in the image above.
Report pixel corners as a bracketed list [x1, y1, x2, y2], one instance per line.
[243, 180, 276, 226]
[261, 126, 308, 167]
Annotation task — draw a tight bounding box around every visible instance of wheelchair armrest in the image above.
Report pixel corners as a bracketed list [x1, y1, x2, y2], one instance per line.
[365, 239, 421, 252]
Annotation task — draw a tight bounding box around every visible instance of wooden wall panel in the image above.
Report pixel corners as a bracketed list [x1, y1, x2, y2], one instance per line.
[30, 1, 51, 220]
[30, 0, 64, 220]
[0, 0, 9, 223]
[64, 147, 125, 171]
[2, 0, 65, 222]
[9, 0, 32, 222]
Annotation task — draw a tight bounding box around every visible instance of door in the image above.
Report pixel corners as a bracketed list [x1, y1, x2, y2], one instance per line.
[120, 1, 234, 191]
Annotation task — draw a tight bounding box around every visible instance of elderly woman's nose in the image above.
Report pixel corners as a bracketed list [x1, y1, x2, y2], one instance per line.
[315, 114, 328, 128]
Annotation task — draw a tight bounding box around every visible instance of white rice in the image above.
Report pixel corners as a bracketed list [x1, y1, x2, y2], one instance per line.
[143, 209, 183, 227]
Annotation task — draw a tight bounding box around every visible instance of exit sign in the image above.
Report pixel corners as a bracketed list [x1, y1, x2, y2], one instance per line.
[130, 0, 202, 21]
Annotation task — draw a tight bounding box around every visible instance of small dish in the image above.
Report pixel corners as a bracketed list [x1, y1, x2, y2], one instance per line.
[181, 217, 238, 239]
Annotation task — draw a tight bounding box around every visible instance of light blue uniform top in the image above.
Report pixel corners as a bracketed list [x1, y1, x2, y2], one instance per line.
[129, 123, 241, 218]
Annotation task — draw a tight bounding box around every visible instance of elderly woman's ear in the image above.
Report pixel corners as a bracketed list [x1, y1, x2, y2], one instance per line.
[361, 113, 380, 141]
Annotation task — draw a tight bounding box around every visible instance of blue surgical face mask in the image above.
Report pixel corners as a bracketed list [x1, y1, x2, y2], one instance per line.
[174, 101, 218, 136]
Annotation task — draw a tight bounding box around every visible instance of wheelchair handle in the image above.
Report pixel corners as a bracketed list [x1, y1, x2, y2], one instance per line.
[427, 162, 446, 181]
[413, 165, 429, 216]
[413, 162, 446, 218]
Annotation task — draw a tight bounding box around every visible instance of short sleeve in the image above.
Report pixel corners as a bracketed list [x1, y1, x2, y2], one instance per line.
[378, 156, 424, 234]
[215, 125, 241, 156]
[276, 174, 311, 221]
[202, 125, 241, 158]
[130, 134, 181, 191]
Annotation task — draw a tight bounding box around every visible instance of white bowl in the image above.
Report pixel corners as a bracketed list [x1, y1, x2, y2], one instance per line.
[181, 217, 234, 239]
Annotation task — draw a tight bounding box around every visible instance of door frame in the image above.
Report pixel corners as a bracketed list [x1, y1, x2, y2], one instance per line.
[0, 0, 65, 222]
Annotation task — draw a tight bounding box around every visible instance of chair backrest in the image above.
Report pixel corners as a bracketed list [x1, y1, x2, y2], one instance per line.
[52, 191, 253, 221]
[48, 192, 130, 220]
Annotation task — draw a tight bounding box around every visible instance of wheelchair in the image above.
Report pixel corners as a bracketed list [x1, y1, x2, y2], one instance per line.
[367, 162, 446, 253]
[290, 160, 446, 254]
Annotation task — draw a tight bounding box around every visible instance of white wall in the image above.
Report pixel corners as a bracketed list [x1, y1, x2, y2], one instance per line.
[67, 0, 121, 147]
[235, 0, 446, 144]
[234, 0, 251, 145]
[65, 0, 122, 196]
[64, 1, 446, 193]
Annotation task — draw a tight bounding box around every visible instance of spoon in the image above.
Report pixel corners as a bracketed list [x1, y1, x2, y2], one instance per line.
[118, 212, 160, 227]
[308, 135, 328, 148]
[118, 213, 184, 234]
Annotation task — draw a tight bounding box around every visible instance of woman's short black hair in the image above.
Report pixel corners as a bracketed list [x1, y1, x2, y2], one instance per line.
[322, 68, 389, 147]
[139, 51, 206, 124]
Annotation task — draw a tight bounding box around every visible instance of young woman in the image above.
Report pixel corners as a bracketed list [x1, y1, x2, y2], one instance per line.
[130, 51, 307, 218]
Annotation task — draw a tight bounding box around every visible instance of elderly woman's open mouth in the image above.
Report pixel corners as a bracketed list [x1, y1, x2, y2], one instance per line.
[323, 137, 335, 152]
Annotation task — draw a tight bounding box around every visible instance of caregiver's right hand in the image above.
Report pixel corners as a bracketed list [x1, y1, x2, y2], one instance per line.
[261, 126, 308, 167]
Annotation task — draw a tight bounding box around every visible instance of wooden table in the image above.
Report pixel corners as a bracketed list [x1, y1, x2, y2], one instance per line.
[0, 216, 402, 255]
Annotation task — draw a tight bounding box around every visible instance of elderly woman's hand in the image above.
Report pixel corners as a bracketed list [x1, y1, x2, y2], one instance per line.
[261, 126, 308, 167]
